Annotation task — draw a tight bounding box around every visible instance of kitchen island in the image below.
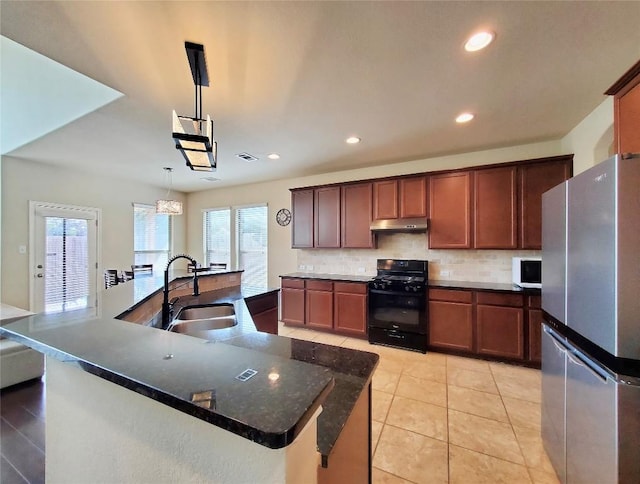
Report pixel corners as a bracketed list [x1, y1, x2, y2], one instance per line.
[0, 270, 378, 483]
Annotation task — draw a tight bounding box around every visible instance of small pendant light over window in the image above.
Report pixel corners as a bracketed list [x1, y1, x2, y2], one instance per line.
[156, 167, 183, 215]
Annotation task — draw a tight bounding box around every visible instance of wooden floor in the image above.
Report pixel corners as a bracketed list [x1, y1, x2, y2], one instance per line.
[0, 378, 45, 484]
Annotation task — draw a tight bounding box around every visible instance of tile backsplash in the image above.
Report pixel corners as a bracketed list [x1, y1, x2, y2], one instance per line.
[296, 233, 541, 283]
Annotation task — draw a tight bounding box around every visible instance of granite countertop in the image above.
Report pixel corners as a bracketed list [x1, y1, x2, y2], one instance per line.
[280, 271, 541, 294]
[0, 274, 378, 461]
[281, 272, 373, 283]
[428, 279, 542, 294]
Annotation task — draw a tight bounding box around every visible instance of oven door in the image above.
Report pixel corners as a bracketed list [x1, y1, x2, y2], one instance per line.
[368, 288, 426, 334]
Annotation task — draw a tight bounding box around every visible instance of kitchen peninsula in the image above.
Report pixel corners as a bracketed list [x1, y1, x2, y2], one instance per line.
[0, 270, 378, 483]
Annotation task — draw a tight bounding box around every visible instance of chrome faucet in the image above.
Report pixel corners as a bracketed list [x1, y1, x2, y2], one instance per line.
[162, 254, 200, 329]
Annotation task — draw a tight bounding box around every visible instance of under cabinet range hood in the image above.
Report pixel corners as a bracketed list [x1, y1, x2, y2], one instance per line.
[370, 217, 428, 232]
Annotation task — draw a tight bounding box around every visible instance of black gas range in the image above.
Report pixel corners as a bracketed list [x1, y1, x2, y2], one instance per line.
[368, 259, 429, 353]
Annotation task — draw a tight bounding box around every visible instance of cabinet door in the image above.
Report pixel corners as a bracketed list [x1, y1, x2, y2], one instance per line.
[281, 287, 305, 326]
[476, 305, 524, 359]
[474, 166, 517, 249]
[306, 289, 334, 330]
[334, 283, 367, 337]
[373, 180, 399, 220]
[252, 308, 279, 335]
[617, 78, 640, 153]
[428, 300, 473, 352]
[519, 158, 572, 249]
[428, 172, 472, 249]
[341, 183, 374, 248]
[314, 186, 341, 248]
[399, 176, 427, 218]
[291, 189, 314, 248]
[528, 308, 543, 362]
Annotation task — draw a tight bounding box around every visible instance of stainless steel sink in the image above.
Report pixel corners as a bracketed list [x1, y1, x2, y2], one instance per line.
[176, 304, 235, 321]
[167, 303, 237, 337]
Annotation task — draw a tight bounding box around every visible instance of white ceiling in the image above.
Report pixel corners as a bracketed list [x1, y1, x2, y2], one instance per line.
[1, 1, 639, 193]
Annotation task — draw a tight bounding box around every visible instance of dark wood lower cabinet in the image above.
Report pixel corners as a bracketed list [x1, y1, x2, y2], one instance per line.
[281, 280, 305, 326]
[428, 287, 538, 365]
[245, 291, 279, 335]
[428, 300, 474, 352]
[281, 278, 368, 338]
[306, 280, 334, 330]
[476, 305, 524, 359]
[333, 283, 368, 336]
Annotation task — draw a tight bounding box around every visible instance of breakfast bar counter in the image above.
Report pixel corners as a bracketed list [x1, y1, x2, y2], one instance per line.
[0, 270, 378, 483]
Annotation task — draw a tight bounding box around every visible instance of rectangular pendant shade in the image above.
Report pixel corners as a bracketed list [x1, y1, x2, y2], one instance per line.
[156, 199, 183, 215]
[172, 111, 216, 172]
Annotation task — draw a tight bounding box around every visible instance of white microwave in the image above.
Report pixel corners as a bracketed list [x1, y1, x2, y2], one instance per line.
[512, 257, 542, 288]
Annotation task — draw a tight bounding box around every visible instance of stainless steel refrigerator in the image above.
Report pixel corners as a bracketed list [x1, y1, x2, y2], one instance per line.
[541, 153, 640, 484]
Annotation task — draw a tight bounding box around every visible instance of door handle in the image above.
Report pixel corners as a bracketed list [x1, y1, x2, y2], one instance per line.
[36, 273, 44, 278]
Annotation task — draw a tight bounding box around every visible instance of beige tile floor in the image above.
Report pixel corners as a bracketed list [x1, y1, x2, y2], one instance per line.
[278, 323, 559, 484]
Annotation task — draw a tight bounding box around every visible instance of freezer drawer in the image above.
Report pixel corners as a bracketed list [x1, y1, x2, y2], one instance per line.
[541, 325, 567, 483]
[542, 323, 640, 484]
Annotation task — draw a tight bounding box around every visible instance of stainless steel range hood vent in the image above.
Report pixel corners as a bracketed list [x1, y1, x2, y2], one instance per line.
[370, 217, 429, 232]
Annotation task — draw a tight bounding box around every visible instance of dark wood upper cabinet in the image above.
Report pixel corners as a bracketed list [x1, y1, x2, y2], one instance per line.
[474, 166, 517, 249]
[373, 175, 427, 220]
[291, 189, 314, 248]
[341, 182, 375, 248]
[429, 171, 472, 249]
[372, 180, 399, 219]
[606, 59, 640, 155]
[518, 156, 572, 249]
[314, 186, 341, 248]
[399, 176, 428, 218]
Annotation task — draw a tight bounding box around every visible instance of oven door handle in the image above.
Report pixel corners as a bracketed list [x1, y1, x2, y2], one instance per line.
[368, 288, 425, 297]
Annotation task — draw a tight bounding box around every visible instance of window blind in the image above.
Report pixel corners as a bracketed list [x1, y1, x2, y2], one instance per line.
[203, 208, 231, 268]
[45, 217, 89, 313]
[236, 205, 268, 288]
[133, 204, 171, 271]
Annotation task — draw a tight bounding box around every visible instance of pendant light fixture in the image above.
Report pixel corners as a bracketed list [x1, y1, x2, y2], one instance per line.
[156, 167, 183, 215]
[172, 42, 216, 172]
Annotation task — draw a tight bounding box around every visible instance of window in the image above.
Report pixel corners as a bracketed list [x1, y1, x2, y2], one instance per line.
[203, 204, 268, 288]
[133, 203, 171, 271]
[203, 208, 231, 269]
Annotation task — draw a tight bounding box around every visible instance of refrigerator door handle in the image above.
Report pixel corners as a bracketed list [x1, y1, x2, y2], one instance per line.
[565, 344, 611, 383]
[543, 324, 571, 353]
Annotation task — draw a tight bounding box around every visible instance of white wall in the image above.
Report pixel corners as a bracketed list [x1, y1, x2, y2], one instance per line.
[1, 156, 187, 309]
[561, 97, 615, 175]
[187, 140, 564, 287]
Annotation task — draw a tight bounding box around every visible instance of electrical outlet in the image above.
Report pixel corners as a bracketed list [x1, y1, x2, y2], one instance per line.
[440, 270, 450, 277]
[307, 265, 314, 271]
[298, 264, 306, 270]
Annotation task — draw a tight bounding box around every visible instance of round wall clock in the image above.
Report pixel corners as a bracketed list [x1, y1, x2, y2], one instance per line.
[276, 208, 292, 226]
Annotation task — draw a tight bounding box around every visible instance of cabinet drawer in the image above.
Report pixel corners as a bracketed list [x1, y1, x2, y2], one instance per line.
[334, 282, 367, 294]
[306, 280, 333, 291]
[527, 295, 541, 309]
[429, 288, 473, 304]
[282, 278, 305, 289]
[476, 291, 523, 307]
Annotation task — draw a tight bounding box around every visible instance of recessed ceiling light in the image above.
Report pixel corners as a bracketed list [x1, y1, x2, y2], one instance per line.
[456, 112, 475, 124]
[267, 153, 280, 160]
[464, 31, 495, 52]
[346, 136, 361, 144]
